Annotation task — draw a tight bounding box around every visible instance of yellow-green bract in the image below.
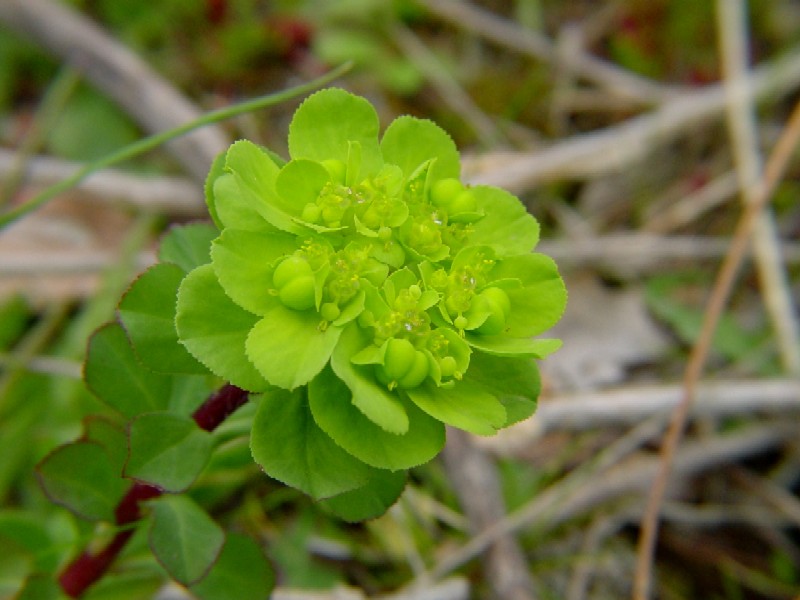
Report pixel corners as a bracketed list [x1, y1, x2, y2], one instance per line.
[173, 88, 567, 513]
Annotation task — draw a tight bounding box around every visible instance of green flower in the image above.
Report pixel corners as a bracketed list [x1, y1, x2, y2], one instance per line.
[174, 88, 566, 507]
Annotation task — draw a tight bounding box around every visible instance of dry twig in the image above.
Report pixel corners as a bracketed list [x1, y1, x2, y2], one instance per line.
[463, 45, 800, 192]
[442, 428, 536, 600]
[418, 0, 676, 104]
[632, 65, 800, 600]
[0, 0, 229, 181]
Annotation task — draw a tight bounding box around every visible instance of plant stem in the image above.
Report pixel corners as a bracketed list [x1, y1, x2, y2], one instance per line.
[58, 384, 249, 598]
[0, 62, 352, 229]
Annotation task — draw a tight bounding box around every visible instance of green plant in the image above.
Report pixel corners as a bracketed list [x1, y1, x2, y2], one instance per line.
[21, 87, 566, 597]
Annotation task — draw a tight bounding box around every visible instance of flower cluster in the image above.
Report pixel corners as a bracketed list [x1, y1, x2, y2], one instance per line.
[174, 88, 566, 505]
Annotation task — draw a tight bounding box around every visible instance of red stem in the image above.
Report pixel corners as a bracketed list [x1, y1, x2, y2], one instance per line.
[58, 384, 248, 598]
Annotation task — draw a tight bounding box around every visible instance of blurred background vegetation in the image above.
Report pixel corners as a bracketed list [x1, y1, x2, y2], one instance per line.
[1, 1, 800, 599]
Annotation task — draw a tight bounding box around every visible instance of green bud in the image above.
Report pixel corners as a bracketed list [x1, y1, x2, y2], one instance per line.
[449, 189, 477, 215]
[273, 255, 313, 289]
[430, 178, 463, 208]
[278, 275, 316, 311]
[320, 302, 341, 322]
[273, 256, 316, 311]
[376, 338, 430, 389]
[301, 203, 322, 224]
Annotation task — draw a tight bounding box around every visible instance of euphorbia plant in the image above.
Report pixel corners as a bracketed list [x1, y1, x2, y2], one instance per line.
[36, 88, 566, 597]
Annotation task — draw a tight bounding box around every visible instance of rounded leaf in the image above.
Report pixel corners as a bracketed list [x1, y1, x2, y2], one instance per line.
[175, 264, 270, 392]
[250, 388, 375, 499]
[288, 88, 382, 180]
[309, 366, 445, 470]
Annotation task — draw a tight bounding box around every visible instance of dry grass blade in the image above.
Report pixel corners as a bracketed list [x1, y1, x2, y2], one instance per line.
[631, 64, 800, 600]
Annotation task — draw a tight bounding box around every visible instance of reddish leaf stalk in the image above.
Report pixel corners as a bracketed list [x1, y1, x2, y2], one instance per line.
[59, 384, 249, 598]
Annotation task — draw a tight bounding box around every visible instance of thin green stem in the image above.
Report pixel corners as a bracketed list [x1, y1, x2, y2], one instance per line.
[0, 63, 352, 229]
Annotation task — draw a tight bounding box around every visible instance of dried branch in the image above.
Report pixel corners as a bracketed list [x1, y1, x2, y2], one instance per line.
[717, 0, 800, 375]
[432, 422, 796, 582]
[0, 150, 204, 216]
[476, 378, 800, 455]
[463, 45, 800, 192]
[633, 85, 800, 600]
[418, 0, 676, 104]
[0, 0, 229, 181]
[442, 428, 536, 600]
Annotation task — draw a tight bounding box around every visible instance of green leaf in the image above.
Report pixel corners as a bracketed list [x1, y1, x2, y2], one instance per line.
[223, 140, 305, 234]
[148, 495, 225, 586]
[465, 336, 562, 358]
[0, 512, 56, 572]
[320, 469, 406, 522]
[125, 412, 213, 493]
[491, 253, 567, 337]
[37, 441, 128, 521]
[84, 417, 128, 476]
[15, 574, 62, 600]
[309, 366, 445, 470]
[245, 304, 342, 390]
[406, 380, 507, 436]
[288, 88, 382, 180]
[274, 159, 331, 219]
[158, 222, 219, 273]
[213, 174, 274, 233]
[84, 322, 172, 418]
[251, 388, 374, 499]
[190, 533, 274, 600]
[0, 294, 29, 349]
[118, 263, 207, 375]
[464, 352, 541, 428]
[329, 325, 408, 434]
[467, 186, 540, 256]
[205, 150, 228, 230]
[47, 85, 139, 162]
[0, 534, 32, 599]
[380, 115, 460, 181]
[175, 264, 270, 392]
[211, 228, 298, 316]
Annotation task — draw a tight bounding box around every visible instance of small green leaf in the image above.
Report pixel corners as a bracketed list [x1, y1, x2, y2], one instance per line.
[84, 417, 128, 475]
[0, 294, 29, 349]
[15, 574, 62, 600]
[175, 264, 270, 392]
[320, 469, 406, 522]
[0, 534, 32, 599]
[380, 115, 460, 181]
[158, 222, 219, 273]
[467, 186, 540, 256]
[309, 366, 445, 470]
[84, 322, 172, 418]
[250, 388, 374, 499]
[492, 253, 567, 337]
[213, 174, 274, 233]
[118, 264, 208, 375]
[0, 512, 56, 572]
[288, 88, 382, 180]
[406, 380, 507, 436]
[224, 140, 305, 234]
[245, 304, 342, 390]
[274, 159, 331, 218]
[330, 325, 408, 434]
[37, 441, 128, 521]
[190, 533, 274, 600]
[464, 352, 540, 427]
[211, 228, 298, 316]
[148, 495, 225, 586]
[125, 412, 213, 493]
[205, 150, 227, 230]
[465, 336, 562, 358]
